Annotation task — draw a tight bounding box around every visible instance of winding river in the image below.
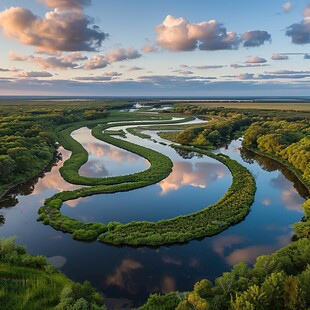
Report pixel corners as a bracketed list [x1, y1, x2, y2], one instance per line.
[0, 117, 306, 309]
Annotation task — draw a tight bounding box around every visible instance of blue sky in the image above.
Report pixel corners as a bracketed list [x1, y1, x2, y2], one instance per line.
[0, 0, 309, 96]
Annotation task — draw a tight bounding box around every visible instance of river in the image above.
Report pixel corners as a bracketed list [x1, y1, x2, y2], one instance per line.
[0, 117, 306, 309]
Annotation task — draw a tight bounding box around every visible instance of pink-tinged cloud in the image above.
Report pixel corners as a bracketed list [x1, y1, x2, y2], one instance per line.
[82, 48, 142, 70]
[38, 0, 91, 9]
[0, 6, 107, 52]
[282, 2, 293, 13]
[30, 52, 87, 69]
[246, 56, 267, 63]
[143, 45, 159, 53]
[9, 51, 28, 61]
[155, 15, 241, 51]
[106, 48, 142, 62]
[271, 53, 289, 60]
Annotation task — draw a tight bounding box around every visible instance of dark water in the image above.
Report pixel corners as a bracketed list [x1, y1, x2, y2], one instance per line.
[0, 122, 306, 309]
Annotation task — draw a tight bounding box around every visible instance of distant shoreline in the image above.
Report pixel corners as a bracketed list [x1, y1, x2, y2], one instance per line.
[0, 95, 309, 103]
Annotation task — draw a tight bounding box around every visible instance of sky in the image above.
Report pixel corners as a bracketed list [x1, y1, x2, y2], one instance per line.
[0, 0, 310, 96]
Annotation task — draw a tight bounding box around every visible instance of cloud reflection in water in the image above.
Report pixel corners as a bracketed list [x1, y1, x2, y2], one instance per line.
[159, 161, 228, 195]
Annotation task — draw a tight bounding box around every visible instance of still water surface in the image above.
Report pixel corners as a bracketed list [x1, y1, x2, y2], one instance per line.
[0, 120, 306, 309]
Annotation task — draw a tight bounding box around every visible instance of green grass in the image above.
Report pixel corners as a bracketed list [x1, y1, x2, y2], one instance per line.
[0, 263, 71, 310]
[98, 145, 256, 246]
[38, 114, 255, 244]
[126, 127, 151, 139]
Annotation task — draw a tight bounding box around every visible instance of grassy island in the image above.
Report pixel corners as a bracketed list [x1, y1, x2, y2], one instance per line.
[38, 120, 256, 244]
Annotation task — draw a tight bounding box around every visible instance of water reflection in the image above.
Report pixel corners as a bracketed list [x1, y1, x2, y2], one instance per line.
[271, 174, 304, 213]
[0, 129, 307, 308]
[162, 255, 182, 266]
[212, 235, 246, 257]
[262, 198, 271, 206]
[224, 234, 292, 265]
[106, 259, 143, 293]
[174, 148, 203, 160]
[241, 148, 309, 199]
[160, 276, 177, 293]
[159, 161, 227, 195]
[212, 232, 293, 266]
[48, 255, 67, 269]
[29, 148, 82, 195]
[71, 128, 149, 178]
[0, 214, 5, 225]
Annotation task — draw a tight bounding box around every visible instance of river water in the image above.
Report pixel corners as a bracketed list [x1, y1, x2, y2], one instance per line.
[0, 118, 306, 309]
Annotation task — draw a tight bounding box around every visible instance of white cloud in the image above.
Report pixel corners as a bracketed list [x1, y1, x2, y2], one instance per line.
[155, 15, 241, 51]
[82, 48, 142, 70]
[0, 5, 107, 53]
[143, 45, 159, 53]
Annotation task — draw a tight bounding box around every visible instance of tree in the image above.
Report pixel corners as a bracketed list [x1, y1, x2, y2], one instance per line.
[231, 285, 268, 310]
[0, 155, 16, 180]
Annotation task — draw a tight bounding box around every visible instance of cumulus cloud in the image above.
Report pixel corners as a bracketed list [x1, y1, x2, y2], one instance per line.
[282, 2, 293, 13]
[81, 55, 108, 70]
[242, 30, 271, 47]
[27, 52, 87, 69]
[143, 45, 159, 53]
[286, 4, 310, 44]
[107, 48, 142, 62]
[271, 53, 289, 60]
[82, 48, 142, 70]
[246, 56, 267, 63]
[0, 4, 107, 53]
[155, 15, 272, 52]
[155, 15, 241, 51]
[17, 71, 53, 77]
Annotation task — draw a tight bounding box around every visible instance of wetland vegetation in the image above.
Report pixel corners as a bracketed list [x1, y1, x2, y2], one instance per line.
[0, 99, 309, 309]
